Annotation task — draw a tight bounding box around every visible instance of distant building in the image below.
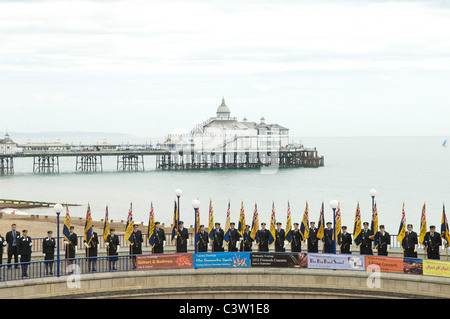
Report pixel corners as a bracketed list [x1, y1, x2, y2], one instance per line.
[0, 133, 19, 154]
[21, 139, 70, 152]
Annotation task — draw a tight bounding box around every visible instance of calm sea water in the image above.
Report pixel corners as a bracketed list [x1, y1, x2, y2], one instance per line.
[1, 136, 449, 234]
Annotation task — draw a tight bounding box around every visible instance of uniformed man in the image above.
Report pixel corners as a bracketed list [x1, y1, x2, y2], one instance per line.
[6, 224, 21, 269]
[18, 230, 32, 277]
[197, 225, 209, 252]
[240, 225, 253, 252]
[424, 225, 442, 260]
[340, 226, 352, 254]
[42, 230, 56, 275]
[153, 222, 166, 254]
[308, 222, 319, 253]
[0, 232, 6, 273]
[258, 222, 270, 252]
[404, 224, 418, 258]
[360, 222, 373, 255]
[105, 228, 120, 270]
[212, 222, 225, 252]
[130, 224, 143, 269]
[291, 223, 302, 252]
[65, 226, 78, 271]
[84, 225, 99, 272]
[324, 222, 334, 253]
[377, 225, 390, 256]
[275, 222, 286, 252]
[228, 222, 240, 252]
[176, 221, 189, 253]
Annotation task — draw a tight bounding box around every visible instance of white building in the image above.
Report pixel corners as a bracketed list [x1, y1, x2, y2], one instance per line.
[0, 133, 19, 154]
[164, 98, 292, 152]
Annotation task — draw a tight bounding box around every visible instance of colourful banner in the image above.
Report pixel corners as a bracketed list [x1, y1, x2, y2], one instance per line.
[403, 257, 423, 275]
[136, 253, 193, 270]
[423, 259, 450, 278]
[251, 253, 307, 268]
[365, 256, 404, 273]
[307, 253, 365, 271]
[194, 253, 250, 268]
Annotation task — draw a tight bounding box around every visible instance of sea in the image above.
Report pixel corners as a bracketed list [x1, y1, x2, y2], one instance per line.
[0, 136, 449, 234]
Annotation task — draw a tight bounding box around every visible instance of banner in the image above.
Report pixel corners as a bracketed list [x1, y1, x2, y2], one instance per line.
[194, 253, 250, 268]
[365, 256, 403, 273]
[136, 253, 193, 270]
[307, 253, 365, 271]
[423, 259, 450, 278]
[251, 253, 307, 268]
[403, 257, 423, 275]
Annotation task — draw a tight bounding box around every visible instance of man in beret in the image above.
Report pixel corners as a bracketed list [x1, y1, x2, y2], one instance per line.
[291, 223, 302, 252]
[130, 224, 143, 268]
[18, 230, 32, 277]
[340, 226, 352, 254]
[212, 222, 224, 252]
[176, 221, 189, 253]
[360, 222, 373, 255]
[240, 225, 253, 252]
[43, 230, 56, 275]
[258, 222, 270, 252]
[153, 222, 166, 254]
[404, 224, 418, 258]
[106, 228, 120, 270]
[424, 225, 442, 260]
[65, 226, 78, 272]
[197, 225, 209, 252]
[324, 222, 334, 253]
[275, 222, 286, 252]
[85, 225, 99, 272]
[377, 225, 390, 256]
[228, 222, 241, 252]
[308, 221, 319, 253]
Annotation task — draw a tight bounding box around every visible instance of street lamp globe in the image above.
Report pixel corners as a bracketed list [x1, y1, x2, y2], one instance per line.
[175, 189, 183, 197]
[329, 200, 338, 209]
[54, 203, 63, 214]
[369, 189, 377, 198]
[192, 199, 200, 209]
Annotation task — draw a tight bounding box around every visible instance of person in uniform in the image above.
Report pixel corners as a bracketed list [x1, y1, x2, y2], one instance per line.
[18, 230, 32, 277]
[424, 225, 442, 260]
[212, 222, 225, 252]
[228, 222, 240, 252]
[197, 225, 209, 252]
[360, 222, 373, 255]
[6, 224, 21, 269]
[377, 225, 390, 256]
[130, 224, 143, 269]
[84, 225, 99, 272]
[106, 228, 120, 270]
[176, 221, 189, 253]
[258, 222, 270, 252]
[65, 226, 78, 272]
[308, 222, 319, 253]
[340, 226, 352, 254]
[42, 230, 56, 275]
[153, 222, 166, 254]
[404, 224, 418, 258]
[291, 223, 302, 252]
[240, 225, 253, 252]
[275, 222, 286, 252]
[324, 222, 334, 253]
[0, 232, 6, 275]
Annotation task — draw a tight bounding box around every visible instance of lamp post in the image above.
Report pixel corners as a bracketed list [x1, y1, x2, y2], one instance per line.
[369, 189, 377, 212]
[175, 189, 182, 221]
[329, 200, 338, 254]
[192, 199, 200, 254]
[53, 203, 63, 277]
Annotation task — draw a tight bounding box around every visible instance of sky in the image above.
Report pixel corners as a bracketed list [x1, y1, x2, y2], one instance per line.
[1, 0, 450, 139]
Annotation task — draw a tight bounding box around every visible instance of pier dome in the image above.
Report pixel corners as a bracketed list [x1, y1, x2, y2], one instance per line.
[216, 98, 231, 120]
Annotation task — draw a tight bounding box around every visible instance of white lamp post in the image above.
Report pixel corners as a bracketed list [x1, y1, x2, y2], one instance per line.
[192, 199, 200, 253]
[53, 203, 63, 277]
[329, 200, 338, 254]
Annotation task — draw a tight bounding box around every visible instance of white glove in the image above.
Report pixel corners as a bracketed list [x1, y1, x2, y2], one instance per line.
[174, 236, 178, 239]
[117, 246, 120, 253]
[105, 242, 109, 246]
[43, 253, 46, 257]
[2, 241, 6, 246]
[75, 246, 78, 253]
[64, 241, 69, 245]
[84, 242, 89, 248]
[387, 244, 390, 250]
[29, 242, 33, 247]
[414, 244, 418, 251]
[18, 255, 21, 258]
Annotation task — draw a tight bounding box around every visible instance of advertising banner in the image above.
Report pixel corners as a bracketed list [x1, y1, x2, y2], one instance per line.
[250, 252, 307, 268]
[194, 252, 251, 268]
[365, 256, 403, 273]
[423, 259, 450, 278]
[403, 257, 423, 275]
[136, 253, 193, 270]
[307, 253, 365, 271]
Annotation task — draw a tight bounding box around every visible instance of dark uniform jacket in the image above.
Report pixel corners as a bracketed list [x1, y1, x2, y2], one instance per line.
[324, 228, 334, 253]
[153, 228, 166, 253]
[404, 231, 418, 257]
[377, 231, 390, 256]
[18, 236, 32, 256]
[176, 227, 189, 253]
[275, 228, 286, 252]
[85, 231, 99, 257]
[43, 237, 56, 260]
[106, 234, 120, 256]
[198, 230, 209, 252]
[66, 232, 78, 259]
[213, 228, 225, 252]
[130, 230, 143, 254]
[258, 229, 270, 252]
[424, 231, 442, 260]
[360, 229, 373, 255]
[0, 234, 5, 256]
[228, 228, 241, 252]
[340, 232, 352, 254]
[291, 229, 302, 252]
[308, 228, 319, 253]
[240, 230, 253, 252]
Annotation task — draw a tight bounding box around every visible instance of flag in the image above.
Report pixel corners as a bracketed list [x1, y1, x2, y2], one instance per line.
[335, 202, 342, 246]
[441, 204, 450, 248]
[369, 202, 379, 248]
[125, 202, 134, 245]
[419, 203, 427, 248]
[84, 204, 93, 246]
[148, 202, 156, 248]
[397, 203, 407, 250]
[238, 201, 245, 237]
[194, 204, 200, 253]
[171, 200, 179, 240]
[299, 201, 309, 242]
[269, 202, 276, 246]
[208, 199, 214, 241]
[317, 202, 325, 242]
[63, 204, 71, 242]
[353, 202, 362, 247]
[224, 201, 231, 244]
[250, 203, 259, 245]
[103, 205, 110, 242]
[285, 201, 293, 243]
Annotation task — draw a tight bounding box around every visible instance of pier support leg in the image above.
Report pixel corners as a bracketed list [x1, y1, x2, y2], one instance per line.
[0, 157, 14, 175]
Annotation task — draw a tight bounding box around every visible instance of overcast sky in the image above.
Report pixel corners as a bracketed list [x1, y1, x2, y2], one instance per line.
[1, 0, 450, 138]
